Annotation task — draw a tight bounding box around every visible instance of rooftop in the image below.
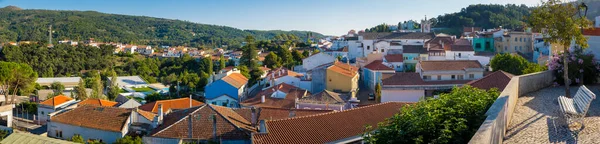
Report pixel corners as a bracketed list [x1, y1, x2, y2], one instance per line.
[382, 73, 472, 86]
[221, 73, 249, 89]
[40, 95, 74, 107]
[467, 70, 514, 91]
[1, 132, 77, 144]
[51, 105, 131, 132]
[298, 90, 347, 105]
[78, 98, 118, 107]
[384, 54, 404, 63]
[233, 107, 332, 121]
[36, 77, 81, 86]
[364, 60, 394, 71]
[327, 61, 358, 77]
[113, 76, 148, 87]
[241, 83, 309, 109]
[503, 86, 600, 143]
[252, 102, 410, 144]
[138, 98, 204, 113]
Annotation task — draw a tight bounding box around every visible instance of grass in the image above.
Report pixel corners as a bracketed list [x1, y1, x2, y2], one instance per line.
[131, 87, 154, 92]
[126, 96, 144, 102]
[119, 89, 128, 93]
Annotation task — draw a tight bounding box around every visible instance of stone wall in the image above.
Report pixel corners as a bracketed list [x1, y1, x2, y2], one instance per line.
[469, 70, 554, 144]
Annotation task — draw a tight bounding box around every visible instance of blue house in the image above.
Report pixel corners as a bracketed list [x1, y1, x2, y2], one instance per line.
[362, 60, 395, 91]
[204, 73, 248, 108]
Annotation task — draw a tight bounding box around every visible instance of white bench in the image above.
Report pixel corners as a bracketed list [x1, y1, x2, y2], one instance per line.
[558, 85, 596, 126]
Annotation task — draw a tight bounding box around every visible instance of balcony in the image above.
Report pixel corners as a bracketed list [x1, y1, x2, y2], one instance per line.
[469, 70, 600, 143]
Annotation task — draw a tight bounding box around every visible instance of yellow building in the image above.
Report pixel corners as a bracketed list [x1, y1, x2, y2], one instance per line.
[495, 32, 534, 53]
[326, 62, 359, 94]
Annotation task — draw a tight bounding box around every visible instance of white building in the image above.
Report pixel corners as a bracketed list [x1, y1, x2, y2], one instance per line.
[302, 53, 336, 71]
[38, 95, 78, 123]
[265, 68, 312, 92]
[416, 60, 484, 81]
[48, 105, 133, 144]
[358, 32, 434, 58]
[445, 39, 475, 60]
[134, 45, 154, 55]
[110, 76, 149, 88]
[123, 45, 137, 54]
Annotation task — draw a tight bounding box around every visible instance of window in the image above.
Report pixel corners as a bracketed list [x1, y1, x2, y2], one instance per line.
[457, 75, 464, 80]
[381, 49, 384, 52]
[212, 102, 217, 105]
[423, 75, 431, 80]
[55, 130, 63, 138]
[367, 46, 370, 50]
[485, 41, 490, 49]
[520, 37, 522, 42]
[437, 75, 441, 80]
[41, 111, 44, 115]
[515, 38, 517, 42]
[458, 53, 462, 57]
[451, 75, 456, 80]
[519, 46, 522, 51]
[475, 43, 481, 48]
[504, 46, 507, 51]
[469, 74, 475, 79]
[514, 46, 517, 51]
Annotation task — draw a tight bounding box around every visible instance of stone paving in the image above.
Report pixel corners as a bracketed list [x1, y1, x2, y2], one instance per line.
[504, 86, 600, 144]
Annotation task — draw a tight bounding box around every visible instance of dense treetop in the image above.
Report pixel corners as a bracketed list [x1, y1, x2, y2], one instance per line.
[0, 6, 324, 48]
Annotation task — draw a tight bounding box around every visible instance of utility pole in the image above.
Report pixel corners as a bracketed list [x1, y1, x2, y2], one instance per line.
[48, 25, 52, 44]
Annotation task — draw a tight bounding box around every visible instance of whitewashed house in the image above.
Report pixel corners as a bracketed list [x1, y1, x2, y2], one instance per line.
[48, 105, 132, 144]
[302, 52, 336, 71]
[265, 68, 312, 92]
[38, 95, 78, 124]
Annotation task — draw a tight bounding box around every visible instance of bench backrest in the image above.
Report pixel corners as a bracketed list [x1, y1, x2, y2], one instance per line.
[573, 85, 596, 114]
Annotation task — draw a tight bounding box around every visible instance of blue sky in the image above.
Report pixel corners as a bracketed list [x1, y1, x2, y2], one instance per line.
[0, 0, 542, 35]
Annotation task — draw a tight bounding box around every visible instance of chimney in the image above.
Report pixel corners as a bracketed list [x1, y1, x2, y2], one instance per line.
[188, 113, 193, 139]
[189, 95, 192, 108]
[427, 43, 430, 51]
[212, 114, 217, 141]
[251, 107, 258, 127]
[158, 104, 164, 124]
[289, 108, 296, 118]
[261, 95, 265, 103]
[259, 119, 268, 133]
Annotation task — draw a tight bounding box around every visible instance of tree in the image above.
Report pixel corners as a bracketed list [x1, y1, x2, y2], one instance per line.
[240, 37, 259, 68]
[74, 78, 88, 100]
[90, 75, 104, 99]
[145, 93, 164, 104]
[114, 136, 142, 144]
[313, 49, 320, 54]
[276, 46, 294, 66]
[490, 53, 529, 75]
[292, 49, 304, 64]
[302, 50, 310, 58]
[0, 62, 38, 104]
[263, 52, 282, 69]
[70, 135, 84, 143]
[529, 0, 591, 97]
[375, 83, 382, 103]
[364, 86, 500, 143]
[218, 55, 226, 72]
[50, 81, 65, 96]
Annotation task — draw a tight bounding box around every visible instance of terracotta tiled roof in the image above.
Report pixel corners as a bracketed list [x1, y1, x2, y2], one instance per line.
[266, 68, 304, 80]
[419, 60, 482, 71]
[138, 98, 204, 113]
[39, 95, 73, 107]
[78, 98, 118, 107]
[450, 39, 473, 51]
[221, 73, 249, 89]
[327, 62, 358, 78]
[467, 70, 514, 91]
[583, 28, 600, 36]
[364, 60, 394, 71]
[51, 105, 131, 132]
[463, 27, 482, 33]
[234, 107, 332, 122]
[135, 108, 157, 121]
[298, 90, 346, 105]
[241, 83, 309, 109]
[221, 66, 235, 72]
[381, 73, 472, 86]
[384, 54, 404, 62]
[149, 104, 255, 140]
[252, 102, 411, 144]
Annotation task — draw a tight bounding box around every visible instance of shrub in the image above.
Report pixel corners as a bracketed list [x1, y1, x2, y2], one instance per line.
[490, 53, 546, 75]
[547, 48, 600, 85]
[364, 86, 500, 143]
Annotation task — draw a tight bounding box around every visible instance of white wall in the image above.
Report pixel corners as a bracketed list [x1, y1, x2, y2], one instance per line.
[445, 51, 475, 60]
[381, 89, 425, 103]
[303, 53, 335, 71]
[48, 120, 128, 144]
[585, 36, 600, 61]
[207, 95, 239, 108]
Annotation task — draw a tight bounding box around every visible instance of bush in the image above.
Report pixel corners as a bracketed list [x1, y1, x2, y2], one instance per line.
[490, 53, 546, 75]
[16, 102, 37, 114]
[70, 135, 84, 143]
[114, 136, 142, 144]
[547, 48, 600, 85]
[364, 86, 499, 143]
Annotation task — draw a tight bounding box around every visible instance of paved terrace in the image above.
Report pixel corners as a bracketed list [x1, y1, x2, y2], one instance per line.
[504, 86, 600, 144]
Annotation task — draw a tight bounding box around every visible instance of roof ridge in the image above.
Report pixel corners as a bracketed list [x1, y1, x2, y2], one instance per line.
[151, 104, 207, 137]
[266, 102, 412, 122]
[207, 105, 255, 132]
[467, 70, 514, 85]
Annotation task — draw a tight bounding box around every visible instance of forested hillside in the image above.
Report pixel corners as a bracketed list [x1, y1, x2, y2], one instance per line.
[0, 6, 323, 48]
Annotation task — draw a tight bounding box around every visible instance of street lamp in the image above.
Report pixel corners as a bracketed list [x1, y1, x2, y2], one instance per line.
[578, 2, 588, 86]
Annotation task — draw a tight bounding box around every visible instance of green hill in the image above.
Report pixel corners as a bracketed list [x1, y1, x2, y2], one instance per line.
[0, 6, 323, 48]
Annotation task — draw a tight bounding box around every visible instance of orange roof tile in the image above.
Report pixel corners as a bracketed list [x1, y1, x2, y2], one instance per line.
[138, 98, 204, 113]
[40, 95, 74, 107]
[51, 105, 131, 132]
[467, 70, 515, 91]
[135, 108, 157, 121]
[252, 102, 411, 144]
[222, 73, 249, 88]
[78, 98, 118, 107]
[266, 68, 304, 80]
[364, 60, 394, 71]
[241, 83, 309, 109]
[327, 62, 359, 78]
[233, 107, 333, 121]
[419, 60, 482, 71]
[384, 54, 404, 62]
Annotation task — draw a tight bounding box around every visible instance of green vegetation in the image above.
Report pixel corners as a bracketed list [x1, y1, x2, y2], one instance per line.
[50, 81, 65, 96]
[70, 135, 84, 143]
[490, 53, 546, 75]
[131, 87, 154, 92]
[548, 49, 600, 85]
[0, 130, 9, 140]
[0, 6, 323, 47]
[364, 86, 500, 143]
[114, 136, 142, 144]
[16, 101, 37, 114]
[0, 61, 38, 104]
[529, 0, 592, 97]
[365, 23, 394, 32]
